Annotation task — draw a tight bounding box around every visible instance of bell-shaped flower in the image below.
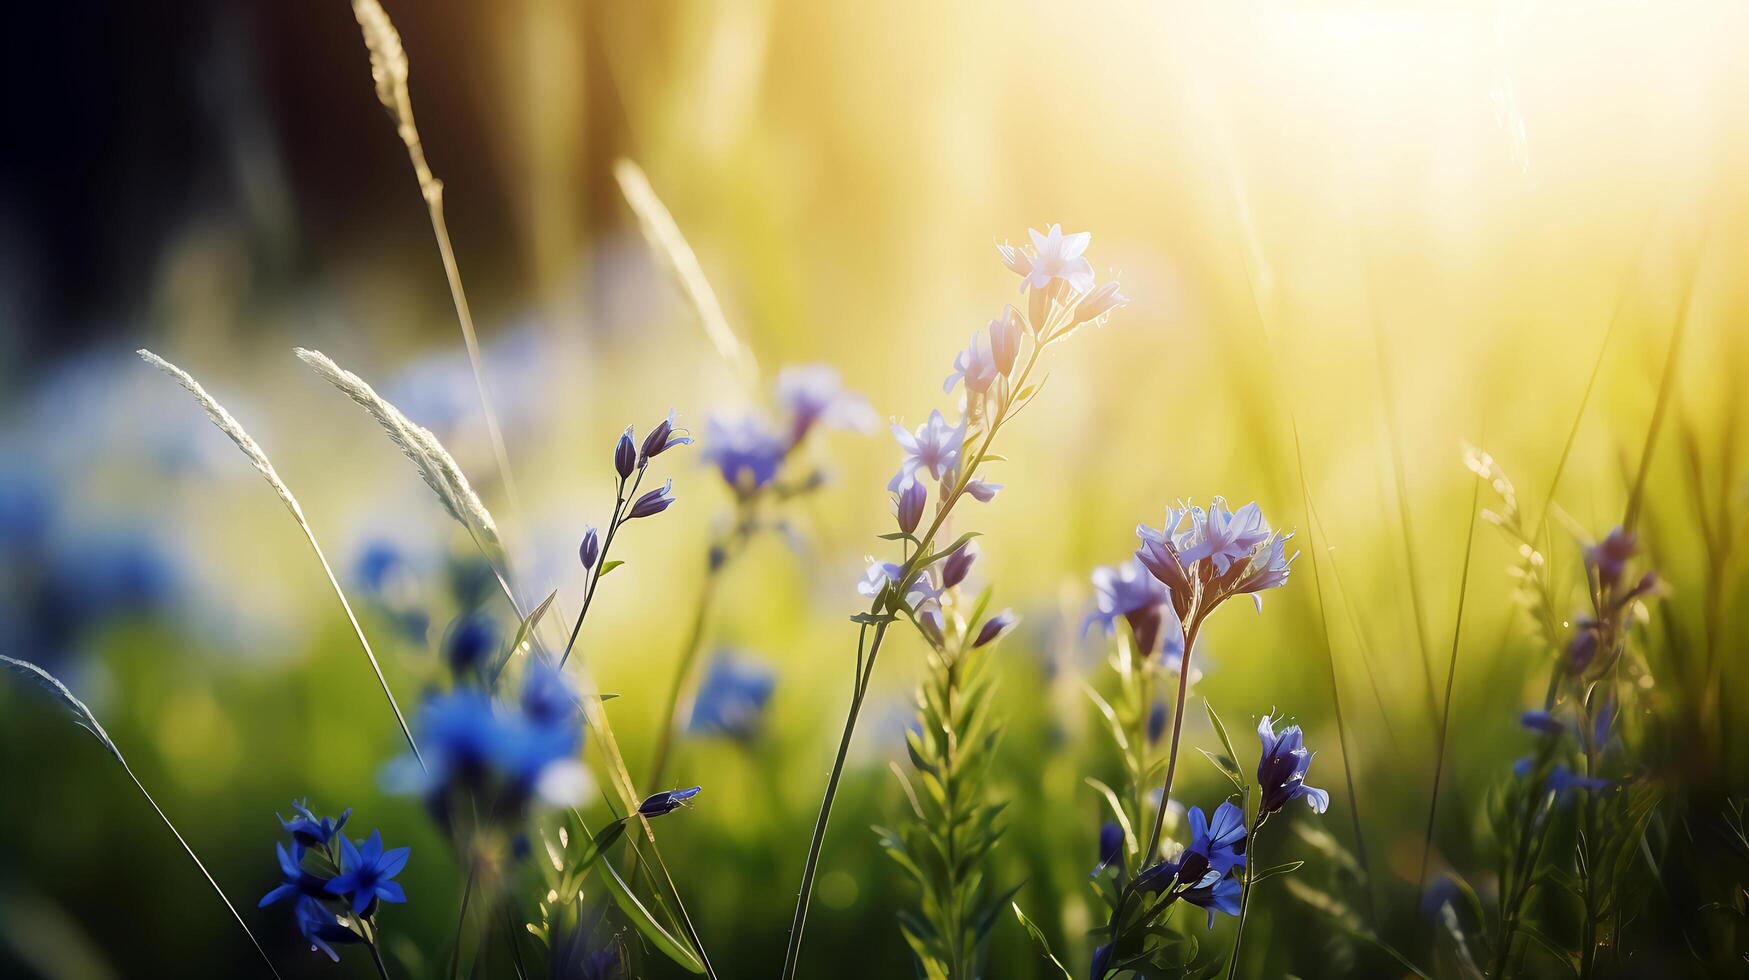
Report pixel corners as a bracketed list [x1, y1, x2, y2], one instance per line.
[889, 410, 965, 490]
[1256, 714, 1329, 816]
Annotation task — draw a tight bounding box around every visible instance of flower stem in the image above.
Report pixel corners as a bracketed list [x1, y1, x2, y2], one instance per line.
[781, 621, 888, 980]
[559, 466, 645, 670]
[1142, 618, 1200, 862]
[369, 937, 394, 980]
[1226, 810, 1263, 980]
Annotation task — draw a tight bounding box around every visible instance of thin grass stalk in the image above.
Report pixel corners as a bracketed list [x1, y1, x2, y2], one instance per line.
[1225, 804, 1263, 980]
[646, 567, 721, 791]
[1306, 497, 1402, 750]
[140, 350, 423, 769]
[1, 656, 283, 978]
[1290, 421, 1375, 912]
[1413, 445, 1485, 914]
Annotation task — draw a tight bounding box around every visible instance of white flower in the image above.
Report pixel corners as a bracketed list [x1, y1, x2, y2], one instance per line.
[1021, 224, 1095, 293]
[858, 558, 904, 597]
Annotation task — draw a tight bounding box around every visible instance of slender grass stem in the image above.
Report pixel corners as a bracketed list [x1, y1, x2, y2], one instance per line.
[1413, 449, 1485, 917]
[1226, 809, 1263, 980]
[368, 937, 394, 980]
[647, 565, 723, 790]
[305, 534, 424, 770]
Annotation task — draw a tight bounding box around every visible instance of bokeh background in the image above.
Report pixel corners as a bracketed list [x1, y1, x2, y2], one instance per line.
[3, 1, 1747, 976]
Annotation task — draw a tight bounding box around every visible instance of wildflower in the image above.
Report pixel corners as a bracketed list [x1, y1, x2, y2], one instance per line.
[893, 477, 926, 535]
[259, 841, 332, 907]
[639, 786, 701, 818]
[1072, 280, 1130, 326]
[988, 307, 1021, 375]
[1566, 623, 1599, 673]
[1089, 943, 1114, 980]
[640, 410, 693, 461]
[996, 241, 1033, 282]
[614, 426, 637, 479]
[1514, 758, 1612, 801]
[1256, 714, 1329, 816]
[626, 479, 677, 519]
[1134, 506, 1193, 601]
[1233, 529, 1297, 610]
[889, 410, 965, 490]
[1178, 498, 1271, 575]
[1148, 700, 1168, 745]
[972, 609, 1017, 648]
[1586, 526, 1637, 589]
[775, 364, 875, 445]
[1179, 872, 1243, 929]
[1019, 224, 1095, 293]
[293, 895, 359, 962]
[964, 479, 1003, 503]
[579, 526, 600, 569]
[387, 687, 581, 802]
[1093, 821, 1124, 875]
[354, 539, 428, 644]
[700, 416, 787, 492]
[445, 612, 498, 677]
[688, 655, 777, 742]
[943, 332, 998, 394]
[1520, 710, 1564, 736]
[857, 559, 904, 598]
[325, 830, 410, 915]
[1185, 802, 1247, 874]
[278, 799, 351, 848]
[519, 660, 579, 728]
[941, 543, 977, 589]
[1085, 559, 1171, 657]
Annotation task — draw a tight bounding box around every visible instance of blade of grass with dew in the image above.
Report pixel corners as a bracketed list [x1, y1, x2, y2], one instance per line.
[139, 349, 422, 768]
[614, 158, 759, 383]
[348, 0, 523, 525]
[1, 655, 283, 979]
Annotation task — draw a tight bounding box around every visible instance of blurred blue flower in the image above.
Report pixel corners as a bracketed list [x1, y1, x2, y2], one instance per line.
[278, 799, 351, 848]
[354, 539, 429, 645]
[700, 415, 788, 492]
[972, 609, 1017, 648]
[774, 364, 875, 445]
[1147, 699, 1168, 745]
[1093, 821, 1124, 876]
[445, 612, 499, 678]
[639, 786, 702, 818]
[388, 687, 581, 801]
[1084, 559, 1170, 657]
[520, 660, 581, 728]
[1520, 710, 1564, 736]
[325, 830, 410, 915]
[688, 654, 776, 742]
[1257, 714, 1329, 816]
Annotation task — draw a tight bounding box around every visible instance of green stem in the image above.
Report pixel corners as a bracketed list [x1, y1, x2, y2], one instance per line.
[369, 936, 394, 980]
[648, 563, 724, 791]
[1226, 811, 1263, 980]
[1142, 618, 1200, 863]
[559, 465, 644, 670]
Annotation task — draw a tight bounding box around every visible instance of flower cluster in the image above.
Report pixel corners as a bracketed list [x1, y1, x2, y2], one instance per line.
[1133, 496, 1297, 621]
[259, 800, 408, 963]
[1565, 526, 1658, 677]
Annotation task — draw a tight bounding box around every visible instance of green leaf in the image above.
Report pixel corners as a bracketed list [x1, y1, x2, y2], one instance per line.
[878, 531, 920, 543]
[597, 852, 704, 974]
[1204, 699, 1240, 774]
[1197, 748, 1245, 795]
[851, 612, 898, 626]
[1086, 777, 1138, 859]
[490, 588, 559, 686]
[1249, 860, 1305, 885]
[1011, 903, 1074, 980]
[599, 560, 626, 576]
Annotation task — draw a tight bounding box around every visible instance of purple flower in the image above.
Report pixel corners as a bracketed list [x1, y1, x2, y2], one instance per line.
[944, 332, 998, 394]
[1085, 559, 1171, 657]
[1256, 714, 1329, 816]
[1135, 506, 1193, 600]
[639, 786, 701, 818]
[972, 609, 1017, 648]
[774, 364, 874, 445]
[614, 426, 637, 479]
[964, 479, 1003, 503]
[1586, 526, 1637, 589]
[1147, 700, 1168, 745]
[857, 559, 903, 598]
[626, 479, 677, 519]
[701, 415, 788, 492]
[889, 410, 965, 491]
[941, 543, 977, 589]
[639, 410, 693, 461]
[1177, 497, 1272, 575]
[324, 830, 410, 915]
[687, 655, 777, 742]
[579, 526, 600, 569]
[893, 477, 927, 534]
[1093, 821, 1124, 875]
[1233, 529, 1297, 611]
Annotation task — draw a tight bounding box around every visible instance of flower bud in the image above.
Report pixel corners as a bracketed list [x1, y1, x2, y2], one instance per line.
[640, 410, 692, 461]
[578, 526, 600, 569]
[1072, 280, 1129, 325]
[972, 608, 1016, 647]
[626, 479, 677, 520]
[989, 306, 1021, 375]
[614, 426, 637, 479]
[941, 542, 977, 589]
[895, 478, 926, 534]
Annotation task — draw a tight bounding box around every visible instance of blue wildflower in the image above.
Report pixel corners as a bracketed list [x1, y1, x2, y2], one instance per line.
[614, 426, 637, 479]
[293, 895, 360, 962]
[972, 609, 1017, 648]
[774, 364, 875, 446]
[1085, 559, 1170, 658]
[579, 526, 600, 570]
[1180, 871, 1243, 929]
[639, 786, 701, 818]
[1256, 715, 1329, 816]
[520, 660, 580, 729]
[1093, 821, 1124, 876]
[445, 612, 499, 677]
[259, 841, 332, 907]
[1147, 700, 1168, 746]
[640, 411, 693, 461]
[1090, 942, 1113, 980]
[325, 830, 410, 915]
[941, 542, 977, 589]
[1520, 710, 1564, 736]
[1186, 802, 1248, 875]
[626, 479, 677, 520]
[278, 799, 352, 848]
[1176, 498, 1272, 575]
[893, 476, 927, 535]
[688, 655, 776, 742]
[700, 416, 788, 492]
